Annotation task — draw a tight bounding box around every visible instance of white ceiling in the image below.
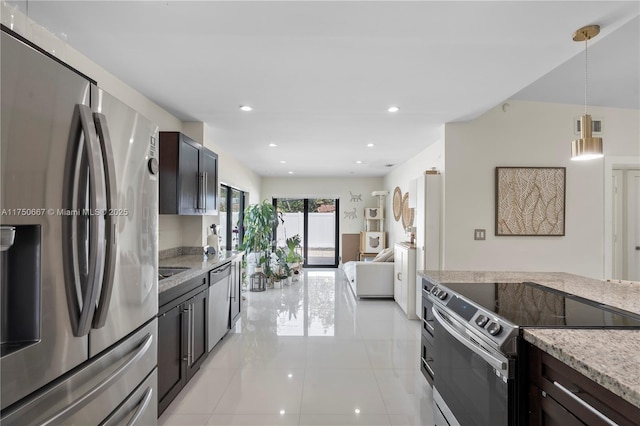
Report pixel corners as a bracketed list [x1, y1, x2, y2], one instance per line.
[11, 1, 640, 177]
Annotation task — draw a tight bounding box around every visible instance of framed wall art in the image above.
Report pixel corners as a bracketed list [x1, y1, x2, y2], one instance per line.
[495, 167, 566, 236]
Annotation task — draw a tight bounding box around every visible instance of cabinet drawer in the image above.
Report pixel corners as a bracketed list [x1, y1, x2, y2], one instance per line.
[528, 384, 584, 426]
[528, 344, 640, 426]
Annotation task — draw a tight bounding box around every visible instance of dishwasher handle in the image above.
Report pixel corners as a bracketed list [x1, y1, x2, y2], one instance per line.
[210, 262, 232, 285]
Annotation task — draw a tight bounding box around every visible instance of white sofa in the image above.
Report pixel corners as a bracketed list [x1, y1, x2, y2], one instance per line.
[342, 261, 394, 298]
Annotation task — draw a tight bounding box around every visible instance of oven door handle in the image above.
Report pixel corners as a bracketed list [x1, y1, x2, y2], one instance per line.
[433, 307, 508, 374]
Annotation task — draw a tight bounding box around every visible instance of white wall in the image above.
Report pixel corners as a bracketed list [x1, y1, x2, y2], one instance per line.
[1, 6, 183, 132]
[443, 100, 640, 278]
[261, 176, 384, 259]
[383, 137, 445, 246]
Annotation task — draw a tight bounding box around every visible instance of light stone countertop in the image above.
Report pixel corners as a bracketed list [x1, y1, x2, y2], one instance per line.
[523, 329, 640, 408]
[158, 251, 243, 294]
[418, 270, 640, 408]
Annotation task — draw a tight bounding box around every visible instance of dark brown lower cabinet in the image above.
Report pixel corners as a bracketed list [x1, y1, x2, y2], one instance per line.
[158, 275, 209, 416]
[527, 343, 640, 426]
[187, 289, 208, 381]
[157, 303, 183, 416]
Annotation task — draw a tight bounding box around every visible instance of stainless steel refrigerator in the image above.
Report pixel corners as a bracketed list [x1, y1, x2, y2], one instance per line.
[1, 28, 159, 424]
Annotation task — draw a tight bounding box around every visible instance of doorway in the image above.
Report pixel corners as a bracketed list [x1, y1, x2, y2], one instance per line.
[612, 168, 640, 281]
[274, 198, 339, 268]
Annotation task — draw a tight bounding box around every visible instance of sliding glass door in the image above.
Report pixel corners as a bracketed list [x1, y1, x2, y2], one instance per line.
[219, 184, 246, 251]
[274, 198, 339, 268]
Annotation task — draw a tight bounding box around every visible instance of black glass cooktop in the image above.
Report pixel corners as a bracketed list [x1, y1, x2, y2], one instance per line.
[441, 282, 640, 328]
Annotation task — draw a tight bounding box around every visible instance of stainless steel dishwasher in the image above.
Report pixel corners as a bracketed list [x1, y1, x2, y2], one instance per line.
[208, 261, 231, 352]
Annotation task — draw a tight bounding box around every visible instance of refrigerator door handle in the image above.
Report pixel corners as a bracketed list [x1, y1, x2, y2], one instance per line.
[126, 386, 153, 426]
[38, 333, 153, 426]
[92, 113, 118, 329]
[100, 385, 153, 426]
[62, 104, 107, 337]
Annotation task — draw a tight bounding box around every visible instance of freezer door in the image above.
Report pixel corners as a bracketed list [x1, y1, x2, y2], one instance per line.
[102, 369, 158, 426]
[0, 30, 91, 409]
[88, 89, 159, 357]
[0, 319, 157, 425]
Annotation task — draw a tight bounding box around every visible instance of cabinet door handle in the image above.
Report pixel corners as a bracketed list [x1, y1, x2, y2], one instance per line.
[182, 307, 189, 361]
[397, 272, 402, 281]
[204, 172, 208, 211]
[194, 172, 200, 210]
[201, 173, 206, 212]
[190, 304, 195, 366]
[185, 305, 192, 365]
[552, 381, 617, 426]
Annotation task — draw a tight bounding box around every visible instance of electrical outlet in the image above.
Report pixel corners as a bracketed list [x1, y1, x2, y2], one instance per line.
[474, 229, 486, 240]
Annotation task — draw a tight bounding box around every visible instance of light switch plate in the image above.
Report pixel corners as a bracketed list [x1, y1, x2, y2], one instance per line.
[474, 229, 486, 240]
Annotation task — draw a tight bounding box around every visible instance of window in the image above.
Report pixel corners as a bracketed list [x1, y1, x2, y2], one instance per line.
[218, 184, 246, 251]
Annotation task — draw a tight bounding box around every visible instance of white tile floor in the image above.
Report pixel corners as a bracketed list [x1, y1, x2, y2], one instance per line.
[159, 269, 435, 426]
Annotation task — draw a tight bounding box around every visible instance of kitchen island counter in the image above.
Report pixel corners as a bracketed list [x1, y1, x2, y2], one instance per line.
[524, 328, 640, 408]
[419, 270, 640, 408]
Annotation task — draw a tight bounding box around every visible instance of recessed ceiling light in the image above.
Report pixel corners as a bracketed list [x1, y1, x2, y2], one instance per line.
[367, 143, 375, 147]
[288, 171, 293, 174]
[268, 143, 278, 147]
[387, 106, 399, 113]
[239, 105, 253, 112]
[279, 410, 285, 415]
[354, 408, 361, 414]
[280, 160, 286, 164]
[355, 160, 363, 164]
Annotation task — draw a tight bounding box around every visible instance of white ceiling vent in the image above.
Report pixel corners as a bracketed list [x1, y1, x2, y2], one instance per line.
[574, 117, 603, 135]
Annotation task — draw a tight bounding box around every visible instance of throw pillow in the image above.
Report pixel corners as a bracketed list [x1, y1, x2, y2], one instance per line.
[372, 247, 393, 262]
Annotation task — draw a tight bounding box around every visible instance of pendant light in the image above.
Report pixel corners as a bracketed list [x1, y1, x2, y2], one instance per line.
[571, 24, 603, 161]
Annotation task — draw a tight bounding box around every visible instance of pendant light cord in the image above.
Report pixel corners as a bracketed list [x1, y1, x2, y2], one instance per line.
[584, 37, 588, 115]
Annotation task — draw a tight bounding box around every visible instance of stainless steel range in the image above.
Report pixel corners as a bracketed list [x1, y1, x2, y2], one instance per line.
[425, 281, 640, 426]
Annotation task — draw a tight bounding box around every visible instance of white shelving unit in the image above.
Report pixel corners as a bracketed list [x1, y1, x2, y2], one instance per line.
[359, 191, 388, 260]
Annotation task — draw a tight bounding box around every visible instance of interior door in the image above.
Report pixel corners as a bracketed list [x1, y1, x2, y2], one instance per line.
[627, 170, 640, 281]
[612, 170, 624, 279]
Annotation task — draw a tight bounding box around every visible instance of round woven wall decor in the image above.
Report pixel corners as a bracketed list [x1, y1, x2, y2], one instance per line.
[392, 186, 402, 222]
[401, 192, 414, 229]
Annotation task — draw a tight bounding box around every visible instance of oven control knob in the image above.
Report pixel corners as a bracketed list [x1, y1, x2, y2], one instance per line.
[475, 315, 489, 327]
[438, 291, 448, 300]
[487, 322, 502, 336]
[431, 287, 439, 295]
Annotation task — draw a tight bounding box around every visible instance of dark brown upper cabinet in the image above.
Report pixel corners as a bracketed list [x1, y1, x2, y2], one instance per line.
[159, 131, 218, 215]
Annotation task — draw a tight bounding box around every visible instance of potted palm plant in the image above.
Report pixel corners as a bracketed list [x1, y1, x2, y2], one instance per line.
[240, 200, 278, 277]
[285, 234, 303, 280]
